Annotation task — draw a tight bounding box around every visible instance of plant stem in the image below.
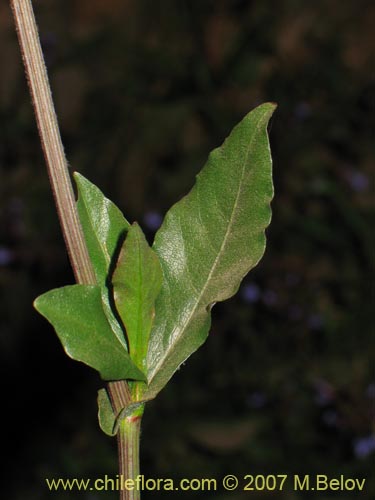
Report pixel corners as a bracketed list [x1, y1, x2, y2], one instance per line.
[109, 380, 133, 415]
[10, 0, 95, 285]
[118, 408, 144, 500]
[10, 2, 138, 498]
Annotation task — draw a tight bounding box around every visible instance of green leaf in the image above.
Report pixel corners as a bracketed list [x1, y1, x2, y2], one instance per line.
[112, 223, 163, 372]
[97, 389, 117, 436]
[145, 103, 276, 400]
[74, 172, 130, 348]
[34, 285, 146, 381]
[74, 172, 130, 284]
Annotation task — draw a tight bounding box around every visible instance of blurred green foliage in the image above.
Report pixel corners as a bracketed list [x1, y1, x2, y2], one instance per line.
[0, 0, 373, 498]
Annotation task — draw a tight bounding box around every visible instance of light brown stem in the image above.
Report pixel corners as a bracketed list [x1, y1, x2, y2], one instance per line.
[117, 407, 144, 500]
[109, 380, 133, 415]
[10, 0, 95, 285]
[10, 3, 135, 498]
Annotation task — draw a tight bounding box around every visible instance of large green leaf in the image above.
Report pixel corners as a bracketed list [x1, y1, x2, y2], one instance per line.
[74, 172, 130, 348]
[144, 103, 276, 400]
[34, 285, 146, 381]
[112, 223, 162, 373]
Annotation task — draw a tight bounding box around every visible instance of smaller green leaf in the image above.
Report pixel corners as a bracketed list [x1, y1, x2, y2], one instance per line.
[75, 172, 130, 348]
[97, 389, 145, 436]
[97, 389, 116, 436]
[112, 223, 163, 372]
[34, 285, 146, 381]
[74, 172, 130, 285]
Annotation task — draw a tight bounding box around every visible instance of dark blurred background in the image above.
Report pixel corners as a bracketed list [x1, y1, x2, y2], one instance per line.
[0, 0, 373, 498]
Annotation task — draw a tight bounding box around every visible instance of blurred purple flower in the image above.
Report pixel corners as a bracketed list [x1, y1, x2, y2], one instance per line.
[307, 314, 324, 331]
[321, 410, 338, 427]
[345, 169, 369, 192]
[247, 391, 267, 409]
[0, 247, 13, 266]
[241, 283, 260, 303]
[353, 435, 375, 459]
[313, 379, 335, 406]
[143, 211, 163, 231]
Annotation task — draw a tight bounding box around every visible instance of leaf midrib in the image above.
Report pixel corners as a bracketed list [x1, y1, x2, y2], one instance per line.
[135, 231, 143, 363]
[148, 110, 268, 383]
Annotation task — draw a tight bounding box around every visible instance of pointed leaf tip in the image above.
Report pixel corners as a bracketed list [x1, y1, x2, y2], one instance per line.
[113, 222, 163, 373]
[145, 102, 276, 400]
[74, 172, 130, 286]
[34, 285, 146, 381]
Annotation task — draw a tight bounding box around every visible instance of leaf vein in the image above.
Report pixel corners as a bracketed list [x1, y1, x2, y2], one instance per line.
[148, 108, 269, 382]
